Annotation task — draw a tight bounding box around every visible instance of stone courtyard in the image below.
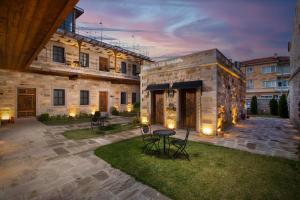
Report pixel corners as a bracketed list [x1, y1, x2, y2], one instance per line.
[168, 116, 300, 160]
[0, 116, 299, 200]
[0, 117, 168, 200]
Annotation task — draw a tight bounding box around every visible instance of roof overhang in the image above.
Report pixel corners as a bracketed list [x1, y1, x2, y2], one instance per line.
[146, 84, 170, 91]
[0, 0, 79, 71]
[171, 80, 202, 89]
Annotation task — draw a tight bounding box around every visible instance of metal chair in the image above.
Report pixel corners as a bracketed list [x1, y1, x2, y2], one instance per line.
[140, 124, 160, 154]
[169, 128, 190, 160]
[91, 111, 101, 130]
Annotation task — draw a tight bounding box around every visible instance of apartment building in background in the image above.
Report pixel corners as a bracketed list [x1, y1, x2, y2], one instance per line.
[241, 56, 290, 114]
[289, 0, 300, 129]
[0, 7, 151, 119]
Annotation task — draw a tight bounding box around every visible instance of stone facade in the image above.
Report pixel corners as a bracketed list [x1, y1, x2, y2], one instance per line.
[141, 49, 245, 135]
[241, 57, 290, 114]
[289, 0, 300, 130]
[0, 31, 150, 119]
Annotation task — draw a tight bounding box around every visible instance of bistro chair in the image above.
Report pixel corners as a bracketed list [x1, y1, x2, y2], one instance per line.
[140, 124, 160, 154]
[169, 128, 190, 160]
[91, 111, 101, 130]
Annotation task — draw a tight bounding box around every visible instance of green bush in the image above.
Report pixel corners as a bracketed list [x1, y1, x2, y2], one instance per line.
[38, 113, 50, 121]
[278, 94, 289, 118]
[250, 96, 258, 115]
[269, 98, 278, 115]
[111, 107, 119, 115]
[132, 117, 140, 125]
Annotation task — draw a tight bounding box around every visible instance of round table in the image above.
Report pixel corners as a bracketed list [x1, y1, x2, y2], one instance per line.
[153, 129, 176, 154]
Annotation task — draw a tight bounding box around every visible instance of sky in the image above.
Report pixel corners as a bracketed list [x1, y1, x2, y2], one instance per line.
[77, 0, 296, 61]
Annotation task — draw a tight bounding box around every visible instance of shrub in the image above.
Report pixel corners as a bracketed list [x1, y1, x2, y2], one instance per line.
[250, 96, 258, 115]
[269, 98, 278, 115]
[111, 107, 119, 115]
[278, 94, 289, 118]
[38, 113, 50, 121]
[132, 117, 140, 125]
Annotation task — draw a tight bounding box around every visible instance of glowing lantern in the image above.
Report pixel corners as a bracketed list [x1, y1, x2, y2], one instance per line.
[202, 127, 212, 135]
[167, 119, 175, 129]
[141, 116, 148, 124]
[127, 104, 133, 112]
[1, 111, 10, 120]
[68, 107, 77, 117]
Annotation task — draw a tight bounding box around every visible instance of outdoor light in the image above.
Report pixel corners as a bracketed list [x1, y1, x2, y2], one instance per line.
[217, 128, 222, 132]
[167, 120, 175, 129]
[141, 116, 148, 124]
[127, 104, 133, 112]
[69, 107, 77, 117]
[202, 127, 212, 135]
[168, 89, 174, 98]
[69, 112, 76, 117]
[1, 111, 10, 120]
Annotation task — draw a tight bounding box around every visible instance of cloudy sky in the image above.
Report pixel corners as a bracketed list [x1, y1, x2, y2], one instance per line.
[77, 0, 296, 61]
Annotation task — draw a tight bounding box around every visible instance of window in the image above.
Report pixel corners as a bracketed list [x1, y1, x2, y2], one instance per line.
[262, 80, 277, 88]
[260, 95, 273, 99]
[261, 65, 276, 74]
[246, 80, 254, 89]
[132, 64, 137, 76]
[53, 46, 65, 63]
[246, 67, 253, 75]
[132, 93, 137, 104]
[53, 89, 65, 106]
[80, 52, 89, 67]
[277, 66, 290, 74]
[121, 92, 127, 104]
[80, 90, 89, 105]
[277, 80, 288, 87]
[99, 57, 109, 71]
[121, 62, 127, 74]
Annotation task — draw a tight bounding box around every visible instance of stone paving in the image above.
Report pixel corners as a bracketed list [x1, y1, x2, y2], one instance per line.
[160, 117, 300, 160]
[0, 117, 169, 200]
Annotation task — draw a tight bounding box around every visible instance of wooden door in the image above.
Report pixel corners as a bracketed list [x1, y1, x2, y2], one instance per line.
[180, 89, 196, 129]
[17, 88, 36, 117]
[99, 91, 108, 112]
[152, 91, 164, 124]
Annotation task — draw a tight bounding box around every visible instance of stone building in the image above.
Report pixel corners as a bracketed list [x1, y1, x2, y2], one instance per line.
[241, 56, 290, 114]
[0, 7, 151, 119]
[140, 49, 245, 135]
[289, 0, 300, 129]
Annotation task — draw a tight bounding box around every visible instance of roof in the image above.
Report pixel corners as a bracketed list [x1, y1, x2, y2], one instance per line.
[56, 29, 152, 62]
[241, 56, 289, 66]
[74, 6, 84, 18]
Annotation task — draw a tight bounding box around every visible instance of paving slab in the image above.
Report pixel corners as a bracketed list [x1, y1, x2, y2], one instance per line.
[0, 118, 169, 200]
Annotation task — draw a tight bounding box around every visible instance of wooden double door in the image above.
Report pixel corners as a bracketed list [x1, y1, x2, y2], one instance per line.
[99, 91, 108, 112]
[152, 91, 164, 124]
[17, 88, 36, 117]
[180, 89, 196, 129]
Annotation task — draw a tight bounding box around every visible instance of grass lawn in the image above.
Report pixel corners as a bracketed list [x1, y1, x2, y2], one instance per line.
[95, 137, 300, 200]
[63, 123, 139, 140]
[41, 117, 91, 125]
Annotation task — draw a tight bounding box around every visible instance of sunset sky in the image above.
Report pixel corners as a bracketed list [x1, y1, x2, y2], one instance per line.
[77, 0, 296, 61]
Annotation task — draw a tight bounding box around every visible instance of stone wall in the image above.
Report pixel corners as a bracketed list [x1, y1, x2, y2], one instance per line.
[217, 67, 246, 130]
[0, 69, 139, 118]
[141, 49, 245, 135]
[289, 0, 300, 129]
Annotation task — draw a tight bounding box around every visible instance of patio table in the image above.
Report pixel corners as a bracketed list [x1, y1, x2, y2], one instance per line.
[153, 129, 176, 154]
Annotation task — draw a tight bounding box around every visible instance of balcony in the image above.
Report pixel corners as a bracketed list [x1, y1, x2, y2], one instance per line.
[29, 55, 140, 84]
[275, 86, 289, 92]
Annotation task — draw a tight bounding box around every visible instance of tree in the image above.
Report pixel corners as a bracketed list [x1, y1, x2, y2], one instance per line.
[250, 96, 258, 115]
[269, 98, 278, 115]
[278, 94, 289, 118]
